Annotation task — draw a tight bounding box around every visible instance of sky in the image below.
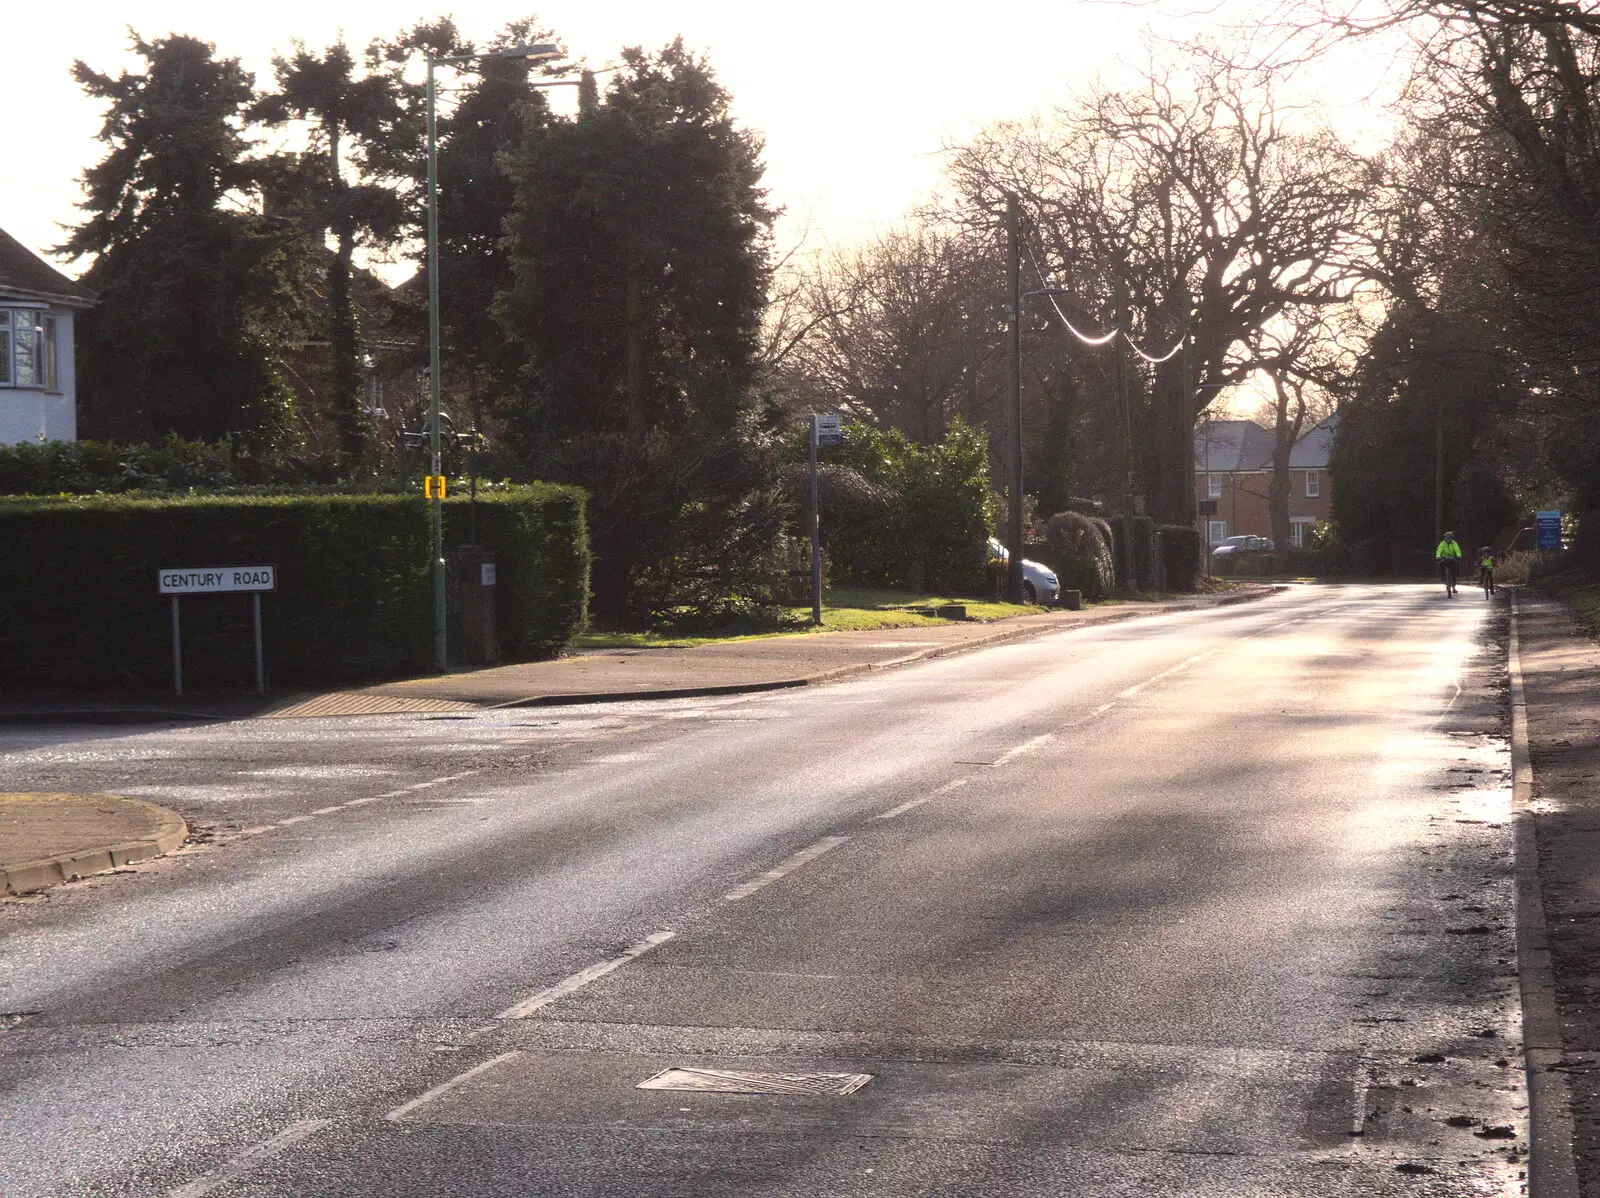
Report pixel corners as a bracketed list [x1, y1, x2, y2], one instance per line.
[3, 0, 1405, 277]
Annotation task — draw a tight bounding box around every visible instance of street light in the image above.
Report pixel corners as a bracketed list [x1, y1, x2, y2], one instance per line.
[425, 42, 561, 671]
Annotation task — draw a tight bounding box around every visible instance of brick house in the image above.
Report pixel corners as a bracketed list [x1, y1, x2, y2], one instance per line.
[1194, 413, 1336, 547]
[0, 225, 95, 445]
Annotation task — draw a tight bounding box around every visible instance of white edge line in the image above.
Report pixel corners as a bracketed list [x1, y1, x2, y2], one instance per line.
[1350, 1059, 1369, 1137]
[496, 931, 677, 1020]
[384, 1051, 524, 1123]
[166, 1118, 333, 1197]
[723, 836, 849, 902]
[276, 815, 314, 826]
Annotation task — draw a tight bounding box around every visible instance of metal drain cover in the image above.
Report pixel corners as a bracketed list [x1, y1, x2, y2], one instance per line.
[637, 1067, 873, 1096]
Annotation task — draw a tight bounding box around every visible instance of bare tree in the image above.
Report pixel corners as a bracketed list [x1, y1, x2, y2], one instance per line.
[944, 50, 1373, 526]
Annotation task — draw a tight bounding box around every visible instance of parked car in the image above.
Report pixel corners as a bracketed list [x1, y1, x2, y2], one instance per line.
[987, 538, 1062, 605]
[1210, 535, 1274, 561]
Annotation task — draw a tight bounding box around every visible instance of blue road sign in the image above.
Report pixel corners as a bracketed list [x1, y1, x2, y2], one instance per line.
[1536, 510, 1562, 550]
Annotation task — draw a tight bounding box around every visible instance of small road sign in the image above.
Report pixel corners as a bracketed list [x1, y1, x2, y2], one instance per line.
[157, 566, 277, 696]
[158, 566, 276, 595]
[815, 413, 842, 447]
[1536, 510, 1562, 550]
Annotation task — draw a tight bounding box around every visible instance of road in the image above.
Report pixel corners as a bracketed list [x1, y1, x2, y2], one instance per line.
[0, 584, 1526, 1196]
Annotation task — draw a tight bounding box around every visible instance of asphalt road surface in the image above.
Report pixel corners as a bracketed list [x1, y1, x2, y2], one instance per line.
[1, 584, 1527, 1196]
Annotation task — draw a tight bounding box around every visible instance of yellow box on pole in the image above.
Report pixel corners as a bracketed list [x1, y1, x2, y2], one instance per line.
[423, 475, 448, 499]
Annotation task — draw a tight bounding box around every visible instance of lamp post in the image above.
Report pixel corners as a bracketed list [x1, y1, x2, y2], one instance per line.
[425, 43, 560, 671]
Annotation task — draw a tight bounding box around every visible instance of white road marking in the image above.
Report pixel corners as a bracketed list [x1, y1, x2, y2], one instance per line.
[1116, 648, 1219, 699]
[874, 796, 931, 820]
[225, 770, 486, 840]
[874, 777, 971, 821]
[384, 1051, 524, 1123]
[994, 733, 1054, 767]
[166, 1118, 333, 1197]
[1350, 1060, 1370, 1137]
[723, 836, 849, 902]
[496, 931, 677, 1019]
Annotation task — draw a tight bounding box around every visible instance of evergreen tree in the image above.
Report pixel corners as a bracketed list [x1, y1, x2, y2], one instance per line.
[418, 20, 557, 408]
[252, 39, 413, 459]
[65, 33, 300, 451]
[498, 40, 778, 619]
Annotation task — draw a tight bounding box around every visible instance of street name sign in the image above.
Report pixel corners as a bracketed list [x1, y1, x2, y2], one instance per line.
[815, 413, 842, 447]
[1536, 510, 1562, 551]
[157, 566, 277, 697]
[159, 566, 277, 594]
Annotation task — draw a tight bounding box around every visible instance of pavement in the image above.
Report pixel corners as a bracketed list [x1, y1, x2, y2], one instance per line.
[0, 586, 1281, 724]
[0, 583, 1537, 1196]
[1508, 588, 1600, 1194]
[0, 792, 186, 896]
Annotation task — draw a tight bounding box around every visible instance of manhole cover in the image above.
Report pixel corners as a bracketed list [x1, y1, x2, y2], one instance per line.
[637, 1068, 873, 1096]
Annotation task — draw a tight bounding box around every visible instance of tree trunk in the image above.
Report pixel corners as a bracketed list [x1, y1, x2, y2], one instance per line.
[1267, 371, 1306, 570]
[326, 122, 365, 461]
[624, 238, 645, 444]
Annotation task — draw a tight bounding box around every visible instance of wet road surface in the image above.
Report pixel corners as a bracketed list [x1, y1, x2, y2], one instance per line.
[0, 584, 1526, 1196]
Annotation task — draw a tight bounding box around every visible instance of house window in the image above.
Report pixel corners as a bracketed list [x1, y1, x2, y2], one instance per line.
[1305, 470, 1320, 498]
[1207, 473, 1223, 499]
[1208, 520, 1227, 544]
[0, 308, 55, 390]
[1290, 517, 1315, 548]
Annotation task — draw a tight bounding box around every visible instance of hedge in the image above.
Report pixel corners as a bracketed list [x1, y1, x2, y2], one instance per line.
[0, 487, 587, 692]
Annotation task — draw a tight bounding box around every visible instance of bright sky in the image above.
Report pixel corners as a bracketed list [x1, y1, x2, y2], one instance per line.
[5, 0, 1404, 278]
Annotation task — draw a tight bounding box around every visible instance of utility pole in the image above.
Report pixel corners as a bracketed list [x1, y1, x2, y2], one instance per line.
[1115, 285, 1136, 594]
[1434, 395, 1444, 546]
[1004, 193, 1024, 604]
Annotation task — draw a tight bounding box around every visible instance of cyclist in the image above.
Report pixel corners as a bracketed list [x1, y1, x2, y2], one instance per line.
[1477, 545, 1496, 597]
[1436, 530, 1463, 596]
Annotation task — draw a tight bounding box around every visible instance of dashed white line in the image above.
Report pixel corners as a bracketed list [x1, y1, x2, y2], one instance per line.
[723, 836, 849, 902]
[1350, 1061, 1370, 1137]
[384, 1051, 524, 1123]
[496, 931, 677, 1019]
[166, 1118, 333, 1197]
[1116, 648, 1219, 700]
[873, 778, 970, 821]
[994, 732, 1055, 767]
[225, 770, 484, 839]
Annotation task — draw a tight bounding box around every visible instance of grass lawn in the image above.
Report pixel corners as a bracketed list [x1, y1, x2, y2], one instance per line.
[572, 586, 1047, 650]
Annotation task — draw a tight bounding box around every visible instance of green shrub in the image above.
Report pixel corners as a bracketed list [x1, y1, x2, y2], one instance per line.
[0, 487, 587, 692]
[789, 418, 991, 594]
[1107, 514, 1159, 590]
[1038, 511, 1115, 600]
[0, 435, 245, 495]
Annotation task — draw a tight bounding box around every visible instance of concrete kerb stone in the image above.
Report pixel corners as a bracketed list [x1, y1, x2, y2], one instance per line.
[1, 795, 188, 896]
[1509, 593, 1582, 1198]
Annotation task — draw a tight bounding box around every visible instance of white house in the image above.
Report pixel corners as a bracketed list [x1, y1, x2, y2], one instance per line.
[0, 225, 94, 445]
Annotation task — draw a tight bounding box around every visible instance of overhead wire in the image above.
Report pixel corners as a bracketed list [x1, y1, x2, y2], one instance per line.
[1022, 226, 1187, 363]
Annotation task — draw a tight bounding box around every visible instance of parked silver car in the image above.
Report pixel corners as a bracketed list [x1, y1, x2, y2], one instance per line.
[987, 538, 1061, 605]
[1210, 534, 1274, 561]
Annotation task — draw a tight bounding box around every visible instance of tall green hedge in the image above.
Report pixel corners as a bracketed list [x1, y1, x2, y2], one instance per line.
[0, 487, 587, 692]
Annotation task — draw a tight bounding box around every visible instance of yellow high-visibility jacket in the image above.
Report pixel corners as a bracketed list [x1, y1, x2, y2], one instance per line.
[1436, 539, 1463, 561]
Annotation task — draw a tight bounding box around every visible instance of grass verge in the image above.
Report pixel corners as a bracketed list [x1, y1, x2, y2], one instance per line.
[573, 587, 1045, 650]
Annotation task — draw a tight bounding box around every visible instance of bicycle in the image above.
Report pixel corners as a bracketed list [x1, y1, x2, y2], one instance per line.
[1441, 559, 1459, 597]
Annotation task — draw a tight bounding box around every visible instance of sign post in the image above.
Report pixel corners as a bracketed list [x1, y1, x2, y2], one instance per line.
[158, 567, 278, 696]
[1536, 510, 1563, 551]
[807, 414, 841, 627]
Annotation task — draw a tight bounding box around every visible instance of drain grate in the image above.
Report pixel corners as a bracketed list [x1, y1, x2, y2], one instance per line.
[637, 1067, 873, 1096]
